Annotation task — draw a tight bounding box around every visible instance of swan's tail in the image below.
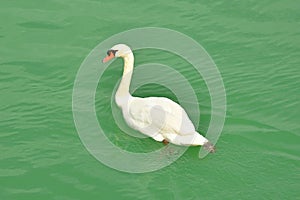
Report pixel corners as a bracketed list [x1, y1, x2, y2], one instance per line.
[191, 133, 215, 153]
[202, 141, 215, 153]
[166, 132, 215, 152]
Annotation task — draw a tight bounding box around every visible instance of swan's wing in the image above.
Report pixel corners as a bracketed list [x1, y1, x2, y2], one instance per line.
[128, 97, 196, 136]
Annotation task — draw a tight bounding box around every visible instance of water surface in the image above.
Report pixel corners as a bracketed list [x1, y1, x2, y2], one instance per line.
[0, 0, 299, 199]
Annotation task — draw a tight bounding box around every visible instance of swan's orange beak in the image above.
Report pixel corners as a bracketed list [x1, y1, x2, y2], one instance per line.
[102, 52, 115, 63]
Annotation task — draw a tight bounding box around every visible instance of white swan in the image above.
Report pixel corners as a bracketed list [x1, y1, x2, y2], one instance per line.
[102, 44, 215, 152]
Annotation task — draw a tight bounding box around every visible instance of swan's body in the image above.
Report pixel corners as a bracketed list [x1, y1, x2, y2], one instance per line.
[103, 44, 214, 151]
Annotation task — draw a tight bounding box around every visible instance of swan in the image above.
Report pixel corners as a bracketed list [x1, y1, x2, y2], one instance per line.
[102, 44, 215, 153]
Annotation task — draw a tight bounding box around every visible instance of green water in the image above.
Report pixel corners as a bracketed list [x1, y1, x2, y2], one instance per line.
[1, 0, 299, 199]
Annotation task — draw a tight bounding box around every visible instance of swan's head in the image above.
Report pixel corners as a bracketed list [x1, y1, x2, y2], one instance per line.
[102, 44, 132, 63]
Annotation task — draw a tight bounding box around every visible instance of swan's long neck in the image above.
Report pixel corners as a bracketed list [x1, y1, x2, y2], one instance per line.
[115, 53, 134, 106]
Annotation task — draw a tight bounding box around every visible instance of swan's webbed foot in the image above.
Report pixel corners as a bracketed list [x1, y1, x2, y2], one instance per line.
[203, 141, 215, 153]
[162, 139, 169, 145]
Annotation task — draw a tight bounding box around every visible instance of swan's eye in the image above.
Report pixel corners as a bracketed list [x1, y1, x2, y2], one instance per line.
[107, 49, 118, 56]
